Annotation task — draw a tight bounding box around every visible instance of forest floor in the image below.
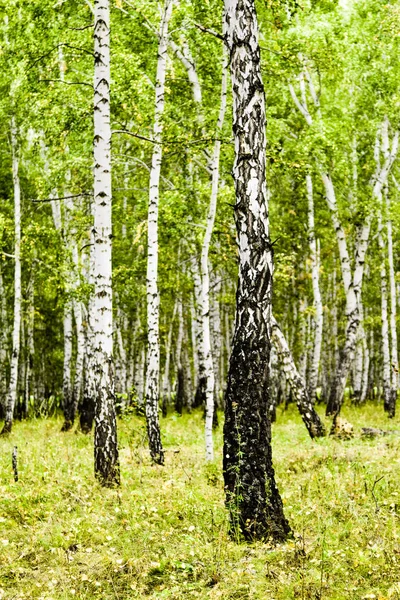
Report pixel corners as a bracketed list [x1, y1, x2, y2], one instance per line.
[0, 405, 400, 599]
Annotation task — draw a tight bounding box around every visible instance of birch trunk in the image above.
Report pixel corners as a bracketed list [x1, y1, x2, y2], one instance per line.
[201, 55, 227, 461]
[81, 233, 95, 434]
[223, 0, 290, 542]
[92, 0, 119, 485]
[379, 220, 391, 414]
[145, 0, 173, 465]
[2, 119, 22, 434]
[386, 189, 398, 415]
[24, 273, 35, 418]
[271, 316, 325, 438]
[0, 266, 8, 413]
[72, 300, 85, 417]
[61, 301, 74, 430]
[161, 302, 176, 416]
[306, 175, 323, 401]
[192, 258, 207, 408]
[175, 298, 185, 415]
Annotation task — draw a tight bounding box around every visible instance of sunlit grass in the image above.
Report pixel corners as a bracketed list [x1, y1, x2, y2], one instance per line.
[1, 402, 400, 599]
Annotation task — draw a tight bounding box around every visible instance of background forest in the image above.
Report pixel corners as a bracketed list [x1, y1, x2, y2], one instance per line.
[1, 0, 400, 598]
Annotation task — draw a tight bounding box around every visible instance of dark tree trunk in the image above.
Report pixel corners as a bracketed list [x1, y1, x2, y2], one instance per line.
[193, 376, 207, 408]
[222, 0, 290, 543]
[61, 391, 75, 432]
[79, 391, 95, 434]
[175, 367, 185, 415]
[387, 389, 396, 418]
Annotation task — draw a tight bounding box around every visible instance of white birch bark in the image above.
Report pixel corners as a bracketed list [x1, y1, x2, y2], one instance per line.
[92, 0, 119, 484]
[145, 0, 173, 464]
[175, 297, 185, 413]
[0, 266, 8, 409]
[72, 299, 85, 414]
[360, 311, 370, 403]
[374, 119, 399, 416]
[378, 211, 391, 412]
[24, 271, 35, 417]
[201, 55, 228, 461]
[306, 174, 323, 401]
[386, 190, 398, 407]
[62, 301, 73, 424]
[169, 39, 202, 105]
[2, 119, 22, 434]
[190, 296, 199, 388]
[135, 345, 146, 406]
[271, 316, 325, 438]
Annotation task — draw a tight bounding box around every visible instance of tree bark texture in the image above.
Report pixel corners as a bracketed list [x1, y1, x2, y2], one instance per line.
[222, 0, 290, 543]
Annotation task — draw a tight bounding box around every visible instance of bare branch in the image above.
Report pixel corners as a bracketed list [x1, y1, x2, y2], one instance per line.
[195, 22, 225, 41]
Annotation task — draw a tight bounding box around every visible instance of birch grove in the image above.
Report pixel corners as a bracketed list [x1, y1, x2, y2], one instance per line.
[1, 0, 400, 531]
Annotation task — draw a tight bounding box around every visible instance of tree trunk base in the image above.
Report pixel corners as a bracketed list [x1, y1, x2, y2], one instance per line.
[61, 420, 73, 432]
[0, 420, 12, 435]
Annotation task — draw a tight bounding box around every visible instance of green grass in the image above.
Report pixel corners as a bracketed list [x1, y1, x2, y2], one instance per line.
[1, 404, 400, 599]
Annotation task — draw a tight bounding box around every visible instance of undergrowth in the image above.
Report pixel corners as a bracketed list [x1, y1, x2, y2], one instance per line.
[1, 404, 400, 599]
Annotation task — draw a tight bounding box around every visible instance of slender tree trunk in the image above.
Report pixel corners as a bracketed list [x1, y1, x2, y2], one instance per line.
[386, 189, 398, 416]
[175, 298, 185, 415]
[271, 316, 325, 438]
[145, 0, 173, 465]
[200, 55, 227, 460]
[2, 119, 22, 435]
[24, 272, 35, 418]
[378, 205, 392, 414]
[161, 303, 176, 416]
[182, 326, 193, 409]
[0, 266, 8, 415]
[92, 0, 120, 485]
[192, 258, 207, 408]
[322, 172, 371, 415]
[72, 300, 85, 417]
[61, 301, 74, 430]
[223, 0, 290, 542]
[306, 175, 323, 401]
[81, 230, 95, 434]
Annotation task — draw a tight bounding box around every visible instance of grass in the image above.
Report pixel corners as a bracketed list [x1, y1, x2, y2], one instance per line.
[1, 403, 400, 599]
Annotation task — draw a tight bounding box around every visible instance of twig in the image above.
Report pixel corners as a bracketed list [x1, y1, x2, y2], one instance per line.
[30, 192, 92, 203]
[371, 476, 384, 513]
[195, 22, 225, 41]
[39, 79, 93, 88]
[67, 23, 94, 31]
[28, 43, 94, 69]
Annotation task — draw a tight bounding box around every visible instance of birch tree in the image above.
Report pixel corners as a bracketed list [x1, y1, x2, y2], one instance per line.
[2, 119, 21, 434]
[306, 174, 323, 402]
[145, 0, 174, 465]
[223, 0, 290, 542]
[92, 0, 119, 485]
